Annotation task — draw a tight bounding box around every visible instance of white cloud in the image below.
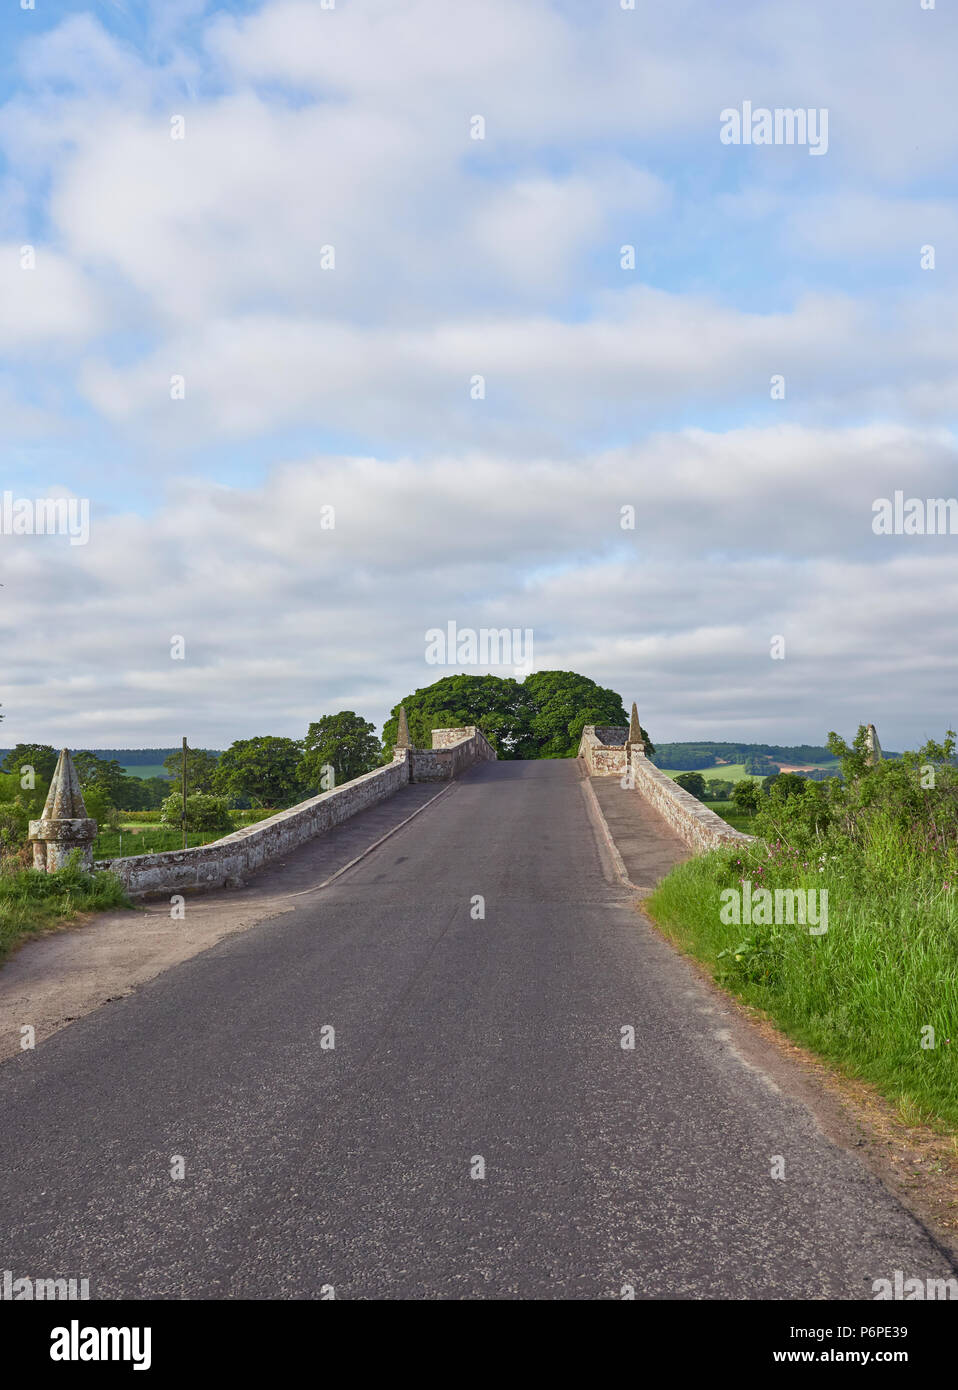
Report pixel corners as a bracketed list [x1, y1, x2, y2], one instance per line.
[0, 0, 957, 760]
[2, 431, 957, 750]
[0, 242, 105, 351]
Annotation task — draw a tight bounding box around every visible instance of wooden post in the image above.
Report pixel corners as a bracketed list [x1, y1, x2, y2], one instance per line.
[182, 736, 188, 850]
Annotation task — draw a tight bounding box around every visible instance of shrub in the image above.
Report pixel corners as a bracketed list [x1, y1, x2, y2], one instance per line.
[81, 785, 122, 831]
[160, 792, 234, 834]
[0, 801, 30, 852]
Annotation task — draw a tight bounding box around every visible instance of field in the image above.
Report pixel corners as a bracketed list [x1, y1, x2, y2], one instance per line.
[93, 827, 225, 857]
[94, 809, 274, 859]
[119, 764, 171, 780]
[660, 762, 749, 783]
[660, 761, 839, 785]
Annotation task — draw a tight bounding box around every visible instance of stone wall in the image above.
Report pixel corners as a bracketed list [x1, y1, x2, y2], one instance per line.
[577, 726, 628, 775]
[578, 724, 751, 852]
[405, 725, 498, 781]
[627, 747, 751, 852]
[99, 726, 496, 898]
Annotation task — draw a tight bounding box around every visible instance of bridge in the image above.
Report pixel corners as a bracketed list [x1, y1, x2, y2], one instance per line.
[1, 717, 951, 1298]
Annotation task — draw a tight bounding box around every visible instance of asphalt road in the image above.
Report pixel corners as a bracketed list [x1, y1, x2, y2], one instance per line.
[0, 759, 954, 1299]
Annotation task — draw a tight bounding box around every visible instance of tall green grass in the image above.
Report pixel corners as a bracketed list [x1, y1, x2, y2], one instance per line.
[647, 799, 958, 1127]
[0, 855, 129, 963]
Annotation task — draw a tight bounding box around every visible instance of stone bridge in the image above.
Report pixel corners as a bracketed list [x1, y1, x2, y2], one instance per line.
[4, 704, 944, 1302]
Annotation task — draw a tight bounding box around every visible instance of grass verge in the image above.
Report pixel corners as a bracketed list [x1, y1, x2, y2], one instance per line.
[0, 856, 129, 965]
[645, 835, 958, 1129]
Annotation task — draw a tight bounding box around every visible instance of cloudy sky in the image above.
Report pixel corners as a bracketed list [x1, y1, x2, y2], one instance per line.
[1, 0, 956, 751]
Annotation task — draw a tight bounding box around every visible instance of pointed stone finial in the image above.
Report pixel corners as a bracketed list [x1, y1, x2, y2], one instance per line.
[28, 749, 98, 871]
[395, 705, 413, 750]
[625, 702, 645, 752]
[41, 748, 91, 820]
[865, 723, 882, 766]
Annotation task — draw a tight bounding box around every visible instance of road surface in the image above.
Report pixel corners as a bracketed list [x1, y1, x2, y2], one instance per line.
[0, 759, 953, 1298]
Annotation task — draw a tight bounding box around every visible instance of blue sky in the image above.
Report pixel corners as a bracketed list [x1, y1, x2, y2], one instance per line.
[1, 0, 957, 749]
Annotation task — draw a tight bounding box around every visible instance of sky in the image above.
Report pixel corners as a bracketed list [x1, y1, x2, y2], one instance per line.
[0, 0, 956, 751]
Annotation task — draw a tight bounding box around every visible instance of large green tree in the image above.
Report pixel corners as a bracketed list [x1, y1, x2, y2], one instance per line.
[214, 736, 305, 807]
[524, 670, 649, 759]
[300, 712, 381, 790]
[163, 747, 220, 797]
[382, 671, 648, 761]
[1, 743, 58, 784]
[381, 674, 533, 759]
[675, 771, 707, 799]
[65, 751, 157, 812]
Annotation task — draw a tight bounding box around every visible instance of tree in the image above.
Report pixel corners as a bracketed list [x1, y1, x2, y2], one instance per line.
[299, 712, 381, 790]
[82, 785, 120, 830]
[163, 747, 220, 797]
[1, 743, 58, 784]
[381, 671, 646, 761]
[744, 753, 779, 777]
[214, 736, 305, 807]
[381, 674, 531, 758]
[675, 772, 707, 799]
[763, 771, 807, 800]
[733, 778, 760, 814]
[0, 800, 29, 852]
[72, 752, 128, 803]
[524, 670, 647, 759]
[705, 778, 734, 801]
[139, 777, 175, 810]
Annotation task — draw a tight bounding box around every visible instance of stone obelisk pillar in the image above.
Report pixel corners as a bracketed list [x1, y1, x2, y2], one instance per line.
[624, 702, 646, 755]
[28, 748, 98, 871]
[392, 704, 413, 757]
[865, 723, 883, 766]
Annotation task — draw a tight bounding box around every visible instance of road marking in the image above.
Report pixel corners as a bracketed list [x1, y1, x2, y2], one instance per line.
[279, 784, 456, 900]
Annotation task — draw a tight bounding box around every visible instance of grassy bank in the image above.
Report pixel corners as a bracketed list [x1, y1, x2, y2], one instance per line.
[646, 732, 958, 1128]
[0, 857, 128, 964]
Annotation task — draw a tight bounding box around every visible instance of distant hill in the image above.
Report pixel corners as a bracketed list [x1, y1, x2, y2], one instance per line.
[649, 742, 899, 773]
[0, 748, 222, 781]
[82, 748, 222, 765]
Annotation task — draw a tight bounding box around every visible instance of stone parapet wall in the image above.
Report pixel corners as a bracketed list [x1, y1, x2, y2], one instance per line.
[430, 727, 473, 748]
[577, 726, 628, 775]
[97, 726, 496, 898]
[594, 726, 628, 746]
[578, 724, 752, 852]
[97, 758, 410, 898]
[410, 725, 498, 779]
[627, 748, 752, 852]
